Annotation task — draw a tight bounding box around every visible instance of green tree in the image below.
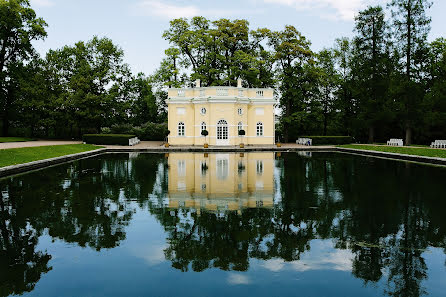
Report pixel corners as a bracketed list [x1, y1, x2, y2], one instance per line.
[424, 38, 446, 140]
[352, 6, 392, 143]
[389, 0, 433, 145]
[269, 25, 315, 142]
[316, 49, 338, 136]
[0, 0, 47, 136]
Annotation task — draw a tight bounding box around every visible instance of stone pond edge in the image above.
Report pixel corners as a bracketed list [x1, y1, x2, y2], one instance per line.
[1, 146, 446, 178]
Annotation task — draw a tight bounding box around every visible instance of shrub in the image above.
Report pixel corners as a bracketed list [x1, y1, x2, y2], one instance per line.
[108, 122, 169, 141]
[300, 136, 353, 145]
[238, 129, 246, 136]
[201, 130, 209, 137]
[83, 134, 136, 145]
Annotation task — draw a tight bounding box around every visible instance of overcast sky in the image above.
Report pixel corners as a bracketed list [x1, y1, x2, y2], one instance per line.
[31, 0, 446, 76]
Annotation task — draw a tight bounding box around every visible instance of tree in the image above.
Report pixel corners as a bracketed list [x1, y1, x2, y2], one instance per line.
[45, 36, 132, 136]
[269, 25, 315, 142]
[389, 0, 433, 145]
[352, 6, 392, 143]
[316, 49, 338, 136]
[0, 0, 47, 136]
[130, 73, 159, 125]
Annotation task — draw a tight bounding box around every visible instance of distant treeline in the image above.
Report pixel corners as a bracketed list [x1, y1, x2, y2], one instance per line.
[1, 0, 444, 143]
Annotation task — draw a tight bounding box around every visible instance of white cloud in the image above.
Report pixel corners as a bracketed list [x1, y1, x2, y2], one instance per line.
[131, 243, 166, 266]
[31, 0, 54, 7]
[227, 273, 251, 285]
[264, 0, 383, 21]
[261, 241, 354, 273]
[135, 0, 262, 19]
[137, 0, 200, 19]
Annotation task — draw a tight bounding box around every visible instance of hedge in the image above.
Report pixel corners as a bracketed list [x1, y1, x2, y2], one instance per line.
[104, 122, 169, 141]
[83, 134, 136, 145]
[300, 136, 353, 145]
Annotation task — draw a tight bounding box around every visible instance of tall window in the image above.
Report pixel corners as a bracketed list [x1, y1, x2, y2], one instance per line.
[256, 122, 263, 136]
[238, 122, 243, 132]
[201, 122, 207, 133]
[178, 122, 185, 136]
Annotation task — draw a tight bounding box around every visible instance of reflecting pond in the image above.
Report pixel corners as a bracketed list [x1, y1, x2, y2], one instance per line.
[1, 152, 446, 297]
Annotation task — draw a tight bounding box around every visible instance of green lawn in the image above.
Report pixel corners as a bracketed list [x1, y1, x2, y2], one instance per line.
[0, 144, 101, 168]
[0, 137, 36, 143]
[340, 144, 446, 159]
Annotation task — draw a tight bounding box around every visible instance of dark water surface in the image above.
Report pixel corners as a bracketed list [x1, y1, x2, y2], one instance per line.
[1, 152, 446, 297]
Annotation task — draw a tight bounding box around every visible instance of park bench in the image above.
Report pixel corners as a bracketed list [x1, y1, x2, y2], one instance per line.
[297, 138, 313, 146]
[431, 140, 446, 149]
[387, 139, 404, 146]
[129, 137, 140, 146]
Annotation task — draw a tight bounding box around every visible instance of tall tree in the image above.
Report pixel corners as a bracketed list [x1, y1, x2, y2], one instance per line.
[269, 25, 315, 142]
[353, 6, 391, 143]
[0, 0, 47, 136]
[316, 49, 338, 136]
[389, 0, 432, 145]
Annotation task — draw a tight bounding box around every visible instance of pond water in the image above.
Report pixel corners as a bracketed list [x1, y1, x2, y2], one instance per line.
[1, 152, 446, 297]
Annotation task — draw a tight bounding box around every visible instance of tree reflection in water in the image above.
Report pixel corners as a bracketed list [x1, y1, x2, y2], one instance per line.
[0, 152, 445, 297]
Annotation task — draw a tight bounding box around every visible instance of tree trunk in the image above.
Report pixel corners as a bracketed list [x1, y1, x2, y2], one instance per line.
[405, 124, 412, 146]
[368, 126, 375, 144]
[2, 114, 9, 137]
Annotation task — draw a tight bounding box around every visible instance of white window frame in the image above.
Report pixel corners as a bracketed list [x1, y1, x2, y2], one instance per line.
[256, 122, 263, 136]
[200, 107, 207, 115]
[238, 108, 243, 115]
[178, 122, 185, 137]
[201, 122, 207, 135]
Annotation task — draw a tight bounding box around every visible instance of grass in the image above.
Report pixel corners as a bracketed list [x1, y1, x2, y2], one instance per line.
[0, 137, 36, 143]
[340, 144, 446, 159]
[0, 144, 101, 168]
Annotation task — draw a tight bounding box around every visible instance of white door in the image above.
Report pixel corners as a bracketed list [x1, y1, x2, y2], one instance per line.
[216, 120, 229, 145]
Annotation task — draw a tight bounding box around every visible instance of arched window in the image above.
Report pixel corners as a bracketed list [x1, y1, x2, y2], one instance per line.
[238, 122, 243, 132]
[178, 122, 185, 136]
[217, 120, 228, 140]
[256, 122, 263, 136]
[201, 122, 207, 133]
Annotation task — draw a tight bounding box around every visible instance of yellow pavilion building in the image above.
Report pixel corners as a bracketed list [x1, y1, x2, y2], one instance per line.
[167, 79, 276, 146]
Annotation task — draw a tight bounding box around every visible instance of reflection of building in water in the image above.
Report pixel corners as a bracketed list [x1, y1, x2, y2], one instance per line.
[168, 153, 274, 214]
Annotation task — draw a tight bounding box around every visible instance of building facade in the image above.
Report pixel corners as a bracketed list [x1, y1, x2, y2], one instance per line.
[167, 79, 276, 146]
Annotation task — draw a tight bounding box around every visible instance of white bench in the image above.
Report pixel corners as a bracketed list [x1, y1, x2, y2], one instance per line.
[387, 139, 404, 146]
[297, 138, 313, 146]
[431, 140, 446, 148]
[129, 137, 140, 146]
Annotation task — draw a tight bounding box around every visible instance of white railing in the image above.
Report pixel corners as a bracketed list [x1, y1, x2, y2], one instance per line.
[177, 90, 185, 97]
[431, 140, 446, 148]
[297, 138, 312, 146]
[238, 90, 244, 97]
[216, 88, 229, 96]
[387, 139, 404, 146]
[256, 90, 264, 97]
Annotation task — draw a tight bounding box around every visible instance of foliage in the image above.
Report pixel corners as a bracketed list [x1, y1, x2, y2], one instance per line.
[201, 130, 208, 137]
[0, 137, 35, 143]
[238, 129, 245, 136]
[82, 134, 135, 145]
[0, 0, 47, 136]
[0, 144, 99, 167]
[107, 122, 169, 141]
